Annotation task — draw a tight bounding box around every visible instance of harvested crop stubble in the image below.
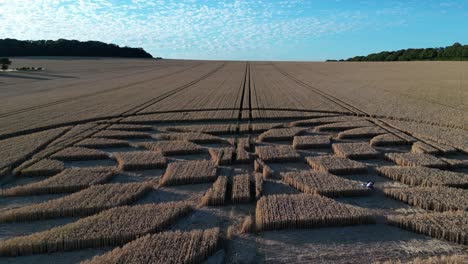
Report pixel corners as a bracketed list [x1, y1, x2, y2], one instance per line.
[113, 151, 167, 170]
[292, 135, 331, 149]
[337, 126, 386, 139]
[258, 127, 304, 142]
[376, 166, 468, 188]
[108, 124, 153, 131]
[370, 133, 409, 147]
[314, 120, 374, 132]
[82, 228, 219, 264]
[283, 171, 371, 197]
[208, 147, 234, 165]
[332, 142, 380, 159]
[50, 147, 108, 161]
[93, 130, 152, 139]
[255, 194, 374, 231]
[232, 174, 251, 203]
[383, 186, 467, 212]
[75, 137, 129, 148]
[255, 173, 263, 199]
[255, 145, 300, 163]
[387, 211, 467, 245]
[0, 168, 9, 178]
[1, 167, 115, 197]
[160, 160, 217, 186]
[138, 140, 204, 156]
[290, 115, 359, 127]
[0, 182, 149, 222]
[19, 159, 64, 177]
[306, 155, 368, 175]
[0, 202, 193, 257]
[157, 132, 226, 144]
[411, 141, 441, 155]
[202, 176, 228, 206]
[384, 152, 448, 169]
[378, 254, 468, 264]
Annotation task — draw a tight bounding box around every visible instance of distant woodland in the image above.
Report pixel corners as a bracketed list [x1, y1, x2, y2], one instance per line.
[0, 39, 153, 58]
[331, 43, 468, 62]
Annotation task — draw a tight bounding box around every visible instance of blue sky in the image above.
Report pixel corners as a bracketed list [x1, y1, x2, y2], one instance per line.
[1, 0, 467, 60]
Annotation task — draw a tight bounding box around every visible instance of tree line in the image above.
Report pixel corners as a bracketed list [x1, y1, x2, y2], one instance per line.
[0, 39, 153, 58]
[329, 43, 468, 62]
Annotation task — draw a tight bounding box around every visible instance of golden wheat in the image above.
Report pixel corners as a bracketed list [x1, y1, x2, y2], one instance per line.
[370, 133, 409, 147]
[290, 116, 359, 127]
[160, 160, 217, 186]
[258, 127, 304, 142]
[138, 140, 204, 156]
[82, 228, 219, 264]
[50, 147, 109, 161]
[387, 211, 467, 245]
[383, 186, 467, 212]
[384, 153, 448, 169]
[209, 148, 234, 165]
[0, 202, 193, 256]
[306, 155, 368, 175]
[93, 130, 152, 139]
[1, 167, 115, 197]
[113, 151, 167, 170]
[0, 182, 150, 222]
[19, 159, 64, 177]
[411, 141, 441, 155]
[337, 126, 386, 139]
[332, 142, 380, 159]
[156, 132, 226, 144]
[236, 138, 252, 163]
[232, 174, 251, 203]
[108, 124, 153, 131]
[255, 145, 300, 163]
[283, 170, 371, 197]
[314, 120, 373, 132]
[201, 176, 228, 206]
[255, 194, 374, 231]
[255, 173, 263, 200]
[75, 137, 130, 148]
[292, 135, 331, 149]
[376, 166, 468, 188]
[254, 159, 274, 179]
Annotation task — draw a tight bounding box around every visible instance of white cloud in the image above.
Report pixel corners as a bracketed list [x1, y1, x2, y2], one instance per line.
[0, 0, 396, 59]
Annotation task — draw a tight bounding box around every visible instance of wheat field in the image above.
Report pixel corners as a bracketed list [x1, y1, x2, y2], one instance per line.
[0, 59, 466, 263]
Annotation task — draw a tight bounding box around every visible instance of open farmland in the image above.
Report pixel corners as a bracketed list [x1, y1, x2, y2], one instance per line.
[0, 58, 467, 263]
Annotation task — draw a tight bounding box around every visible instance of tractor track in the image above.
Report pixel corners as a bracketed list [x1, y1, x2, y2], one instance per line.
[0, 62, 204, 118]
[2, 62, 226, 178]
[270, 62, 369, 117]
[270, 62, 465, 152]
[235, 62, 250, 134]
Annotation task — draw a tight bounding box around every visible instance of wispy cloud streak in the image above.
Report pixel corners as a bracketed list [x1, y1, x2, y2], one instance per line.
[0, 0, 416, 59]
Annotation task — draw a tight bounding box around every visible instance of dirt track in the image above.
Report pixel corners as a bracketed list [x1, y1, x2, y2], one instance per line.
[0, 58, 466, 263]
